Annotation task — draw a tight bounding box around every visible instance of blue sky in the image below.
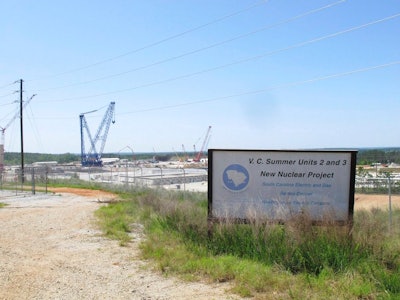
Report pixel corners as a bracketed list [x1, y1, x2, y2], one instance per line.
[0, 0, 399, 154]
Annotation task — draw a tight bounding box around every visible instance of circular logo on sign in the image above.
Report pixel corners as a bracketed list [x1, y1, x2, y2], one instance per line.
[223, 164, 250, 192]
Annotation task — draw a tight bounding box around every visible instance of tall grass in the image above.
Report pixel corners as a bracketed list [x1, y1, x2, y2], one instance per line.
[137, 191, 380, 274]
[97, 187, 400, 298]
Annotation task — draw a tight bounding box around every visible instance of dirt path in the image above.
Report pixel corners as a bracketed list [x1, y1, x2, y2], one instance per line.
[354, 193, 400, 211]
[1, 188, 398, 300]
[0, 189, 239, 300]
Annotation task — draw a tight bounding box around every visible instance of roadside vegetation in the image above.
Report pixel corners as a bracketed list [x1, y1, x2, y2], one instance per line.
[2, 167, 399, 299]
[94, 186, 400, 299]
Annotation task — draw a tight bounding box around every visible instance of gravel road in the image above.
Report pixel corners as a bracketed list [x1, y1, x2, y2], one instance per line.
[0, 189, 239, 300]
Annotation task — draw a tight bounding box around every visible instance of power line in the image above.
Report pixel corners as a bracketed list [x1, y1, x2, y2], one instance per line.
[25, 102, 45, 152]
[0, 81, 19, 105]
[32, 60, 400, 119]
[116, 60, 400, 115]
[28, 0, 270, 82]
[37, 0, 346, 92]
[0, 105, 19, 125]
[38, 12, 400, 103]
[0, 93, 16, 100]
[0, 81, 16, 90]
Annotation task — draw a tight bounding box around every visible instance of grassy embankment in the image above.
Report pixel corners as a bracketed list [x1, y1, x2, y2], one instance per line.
[94, 186, 400, 299]
[1, 178, 399, 298]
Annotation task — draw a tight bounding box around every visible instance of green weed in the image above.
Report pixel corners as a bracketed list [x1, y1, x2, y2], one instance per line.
[95, 199, 138, 246]
[95, 187, 400, 299]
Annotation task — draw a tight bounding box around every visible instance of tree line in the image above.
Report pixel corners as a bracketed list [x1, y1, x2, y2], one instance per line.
[3, 152, 169, 165]
[3, 148, 400, 166]
[357, 148, 400, 165]
[4, 152, 79, 165]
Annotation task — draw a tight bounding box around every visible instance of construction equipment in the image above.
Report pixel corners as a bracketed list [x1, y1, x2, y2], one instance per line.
[80, 102, 115, 167]
[193, 125, 212, 162]
[181, 144, 188, 161]
[0, 94, 36, 173]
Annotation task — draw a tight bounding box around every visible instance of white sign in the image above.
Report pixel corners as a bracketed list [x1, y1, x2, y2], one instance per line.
[209, 150, 357, 222]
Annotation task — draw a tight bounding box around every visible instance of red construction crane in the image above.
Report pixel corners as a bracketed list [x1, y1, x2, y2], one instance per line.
[193, 125, 211, 162]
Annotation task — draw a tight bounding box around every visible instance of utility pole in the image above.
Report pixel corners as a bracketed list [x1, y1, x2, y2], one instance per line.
[19, 79, 24, 184]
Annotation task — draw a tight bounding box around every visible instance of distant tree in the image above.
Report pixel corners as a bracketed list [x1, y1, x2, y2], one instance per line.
[357, 149, 400, 165]
[4, 152, 79, 165]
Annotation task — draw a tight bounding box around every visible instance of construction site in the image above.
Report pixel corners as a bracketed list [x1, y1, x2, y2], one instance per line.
[2, 100, 400, 196]
[0, 101, 211, 193]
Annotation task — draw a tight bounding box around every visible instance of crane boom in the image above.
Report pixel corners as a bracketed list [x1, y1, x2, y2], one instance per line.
[0, 94, 36, 174]
[1, 94, 36, 144]
[80, 102, 115, 167]
[193, 125, 211, 162]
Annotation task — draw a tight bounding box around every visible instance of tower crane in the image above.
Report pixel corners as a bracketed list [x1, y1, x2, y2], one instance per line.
[0, 94, 36, 174]
[80, 102, 115, 167]
[193, 125, 212, 162]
